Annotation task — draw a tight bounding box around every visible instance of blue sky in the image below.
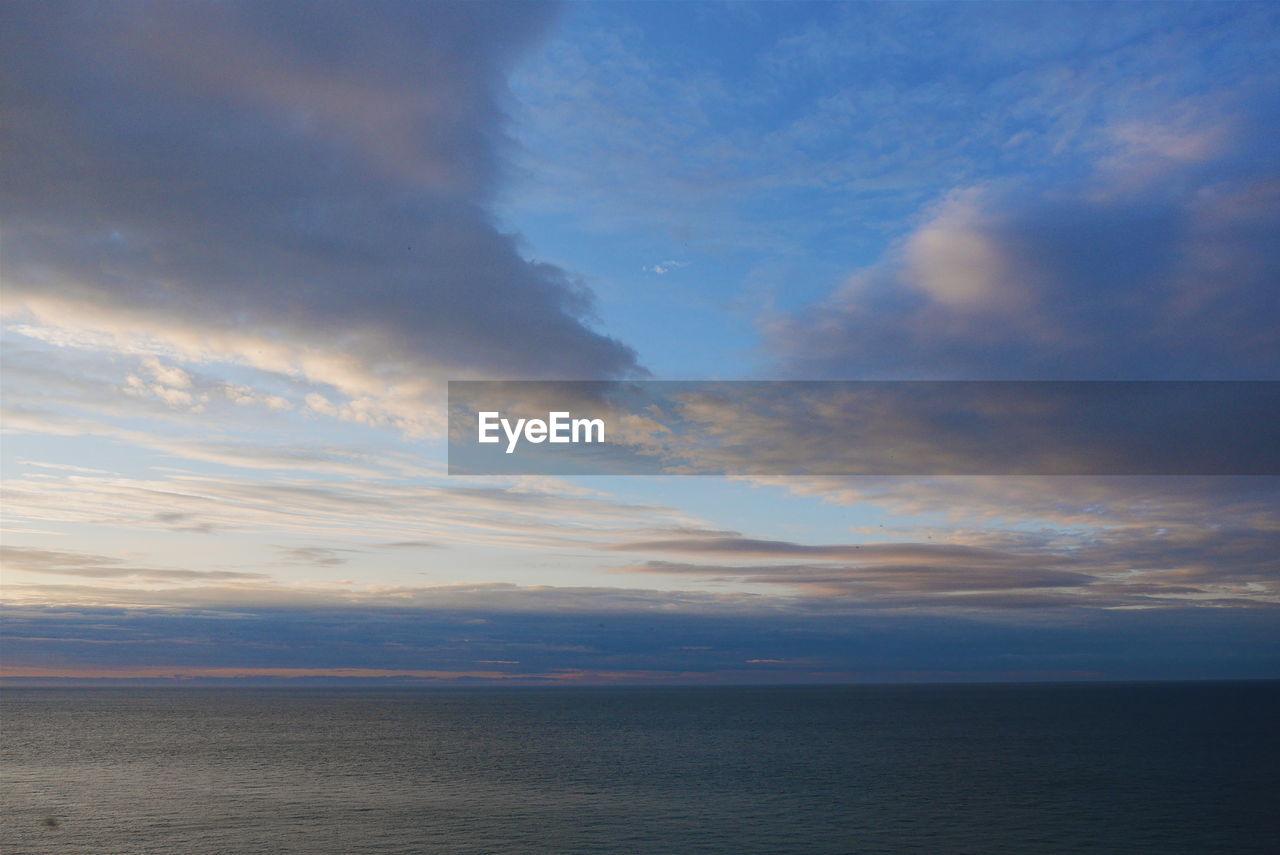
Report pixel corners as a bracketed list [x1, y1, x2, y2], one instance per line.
[1, 1, 1278, 684]
[502, 1, 1280, 378]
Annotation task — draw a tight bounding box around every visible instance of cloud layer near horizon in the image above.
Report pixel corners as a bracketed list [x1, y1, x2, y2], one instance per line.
[3, 597, 1276, 685]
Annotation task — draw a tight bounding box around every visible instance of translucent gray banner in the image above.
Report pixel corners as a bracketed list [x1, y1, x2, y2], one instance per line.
[447, 381, 1280, 476]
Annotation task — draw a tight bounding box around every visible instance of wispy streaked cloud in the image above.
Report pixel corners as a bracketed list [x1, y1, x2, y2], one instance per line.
[1, 465, 698, 547]
[1, 545, 269, 583]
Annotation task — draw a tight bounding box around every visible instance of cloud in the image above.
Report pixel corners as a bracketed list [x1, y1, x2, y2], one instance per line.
[0, 545, 268, 583]
[622, 559, 1093, 590]
[0, 579, 770, 616]
[375, 541, 442, 550]
[1, 403, 424, 479]
[643, 260, 689, 275]
[619, 560, 1101, 610]
[766, 98, 1280, 380]
[0, 455, 699, 547]
[742, 474, 1280, 531]
[1, 1, 640, 437]
[606, 536, 1066, 564]
[606, 517, 1280, 609]
[275, 546, 359, 568]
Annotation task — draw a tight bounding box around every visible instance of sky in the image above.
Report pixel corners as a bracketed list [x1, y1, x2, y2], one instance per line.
[2, 0, 1278, 685]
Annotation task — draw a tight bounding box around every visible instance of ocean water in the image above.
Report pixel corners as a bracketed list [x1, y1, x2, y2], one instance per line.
[2, 682, 1277, 854]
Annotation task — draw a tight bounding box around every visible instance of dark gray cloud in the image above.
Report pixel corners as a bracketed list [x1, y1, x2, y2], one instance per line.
[1, 1, 639, 433]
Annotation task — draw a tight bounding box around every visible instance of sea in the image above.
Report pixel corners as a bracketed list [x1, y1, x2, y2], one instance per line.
[2, 682, 1278, 854]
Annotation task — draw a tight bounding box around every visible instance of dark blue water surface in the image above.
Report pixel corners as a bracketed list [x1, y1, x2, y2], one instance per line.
[2, 682, 1278, 854]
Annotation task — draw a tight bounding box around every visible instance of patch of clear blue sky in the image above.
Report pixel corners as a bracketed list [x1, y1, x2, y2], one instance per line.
[498, 0, 1278, 379]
